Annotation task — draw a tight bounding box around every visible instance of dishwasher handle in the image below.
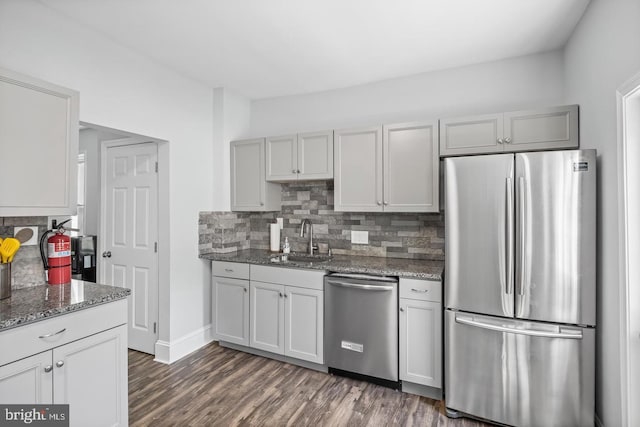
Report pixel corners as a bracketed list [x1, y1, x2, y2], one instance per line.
[326, 280, 395, 291]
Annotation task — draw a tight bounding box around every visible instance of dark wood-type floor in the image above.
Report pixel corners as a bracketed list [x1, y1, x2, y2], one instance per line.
[129, 342, 494, 426]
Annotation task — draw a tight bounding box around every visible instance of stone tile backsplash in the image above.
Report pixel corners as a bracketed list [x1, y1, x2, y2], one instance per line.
[199, 181, 444, 260]
[0, 216, 48, 288]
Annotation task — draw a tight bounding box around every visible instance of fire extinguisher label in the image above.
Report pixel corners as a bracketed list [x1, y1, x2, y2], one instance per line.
[48, 242, 71, 258]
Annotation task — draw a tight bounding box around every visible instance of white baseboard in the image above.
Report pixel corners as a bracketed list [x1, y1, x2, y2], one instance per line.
[153, 324, 214, 364]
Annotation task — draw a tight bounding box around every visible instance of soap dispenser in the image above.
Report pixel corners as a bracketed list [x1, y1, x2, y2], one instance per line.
[282, 237, 290, 261]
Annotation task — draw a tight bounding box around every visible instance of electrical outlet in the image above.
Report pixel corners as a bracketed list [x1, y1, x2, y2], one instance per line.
[351, 230, 369, 244]
[14, 226, 38, 246]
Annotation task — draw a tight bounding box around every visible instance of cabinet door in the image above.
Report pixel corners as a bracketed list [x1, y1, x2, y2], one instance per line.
[53, 325, 128, 427]
[439, 113, 503, 156]
[0, 67, 78, 216]
[384, 121, 439, 212]
[504, 105, 579, 152]
[284, 286, 323, 364]
[334, 126, 383, 212]
[250, 281, 285, 354]
[231, 138, 265, 210]
[399, 299, 442, 388]
[213, 276, 250, 346]
[0, 351, 53, 404]
[297, 130, 334, 180]
[266, 134, 298, 181]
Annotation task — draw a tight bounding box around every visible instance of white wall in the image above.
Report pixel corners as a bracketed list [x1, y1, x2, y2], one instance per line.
[564, 1, 640, 426]
[250, 50, 566, 136]
[79, 128, 100, 236]
[212, 88, 251, 211]
[0, 0, 215, 349]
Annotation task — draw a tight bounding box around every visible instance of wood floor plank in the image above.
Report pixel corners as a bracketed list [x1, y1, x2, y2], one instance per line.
[128, 342, 495, 426]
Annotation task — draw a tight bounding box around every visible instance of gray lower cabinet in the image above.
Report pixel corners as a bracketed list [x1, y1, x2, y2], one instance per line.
[230, 138, 281, 211]
[212, 262, 250, 346]
[399, 278, 442, 390]
[334, 121, 439, 212]
[439, 104, 579, 156]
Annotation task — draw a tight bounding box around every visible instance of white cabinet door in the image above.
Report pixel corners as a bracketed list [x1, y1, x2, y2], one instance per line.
[250, 281, 285, 354]
[439, 113, 503, 156]
[213, 276, 250, 346]
[399, 298, 442, 388]
[384, 121, 439, 212]
[231, 138, 281, 211]
[334, 126, 383, 212]
[0, 351, 53, 404]
[297, 130, 333, 180]
[266, 134, 298, 181]
[504, 105, 579, 152]
[53, 325, 128, 427]
[0, 67, 78, 216]
[285, 286, 323, 364]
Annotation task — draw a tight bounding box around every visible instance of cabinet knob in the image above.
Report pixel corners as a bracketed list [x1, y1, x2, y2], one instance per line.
[377, 201, 382, 206]
[297, 169, 301, 174]
[400, 307, 405, 312]
[383, 201, 388, 206]
[260, 202, 264, 206]
[292, 169, 297, 174]
[497, 138, 504, 144]
[279, 292, 283, 298]
[504, 137, 512, 144]
[244, 287, 247, 292]
[284, 293, 288, 298]
[56, 360, 64, 368]
[44, 365, 53, 373]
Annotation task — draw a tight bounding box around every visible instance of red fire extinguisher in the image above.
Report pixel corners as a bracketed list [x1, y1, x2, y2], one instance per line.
[39, 219, 72, 285]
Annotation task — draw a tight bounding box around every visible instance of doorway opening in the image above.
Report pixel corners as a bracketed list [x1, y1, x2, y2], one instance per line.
[79, 122, 169, 356]
[617, 71, 640, 427]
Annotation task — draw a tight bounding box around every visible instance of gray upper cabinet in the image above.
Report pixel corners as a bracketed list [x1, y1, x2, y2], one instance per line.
[439, 105, 579, 157]
[0, 68, 79, 216]
[334, 122, 439, 213]
[230, 138, 281, 211]
[266, 130, 333, 182]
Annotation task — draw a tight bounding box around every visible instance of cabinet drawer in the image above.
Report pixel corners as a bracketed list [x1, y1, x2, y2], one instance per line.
[212, 261, 250, 280]
[250, 265, 325, 290]
[399, 278, 441, 302]
[0, 299, 127, 367]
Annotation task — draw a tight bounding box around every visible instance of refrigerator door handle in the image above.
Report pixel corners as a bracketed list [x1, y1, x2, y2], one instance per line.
[517, 176, 526, 296]
[454, 314, 583, 339]
[506, 178, 514, 295]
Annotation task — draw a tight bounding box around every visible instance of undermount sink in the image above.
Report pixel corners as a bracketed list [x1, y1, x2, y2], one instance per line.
[270, 253, 332, 264]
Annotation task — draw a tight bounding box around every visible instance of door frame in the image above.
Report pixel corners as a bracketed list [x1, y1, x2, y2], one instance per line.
[97, 135, 169, 356]
[617, 70, 640, 427]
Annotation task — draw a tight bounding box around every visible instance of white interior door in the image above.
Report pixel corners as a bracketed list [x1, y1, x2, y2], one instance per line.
[104, 143, 158, 354]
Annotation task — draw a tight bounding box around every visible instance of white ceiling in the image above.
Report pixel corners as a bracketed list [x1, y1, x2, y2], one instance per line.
[39, 0, 590, 100]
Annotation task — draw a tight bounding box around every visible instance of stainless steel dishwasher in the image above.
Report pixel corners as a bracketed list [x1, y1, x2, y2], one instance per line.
[324, 273, 399, 388]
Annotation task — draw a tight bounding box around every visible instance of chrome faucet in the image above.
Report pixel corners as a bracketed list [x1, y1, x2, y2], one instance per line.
[299, 219, 317, 255]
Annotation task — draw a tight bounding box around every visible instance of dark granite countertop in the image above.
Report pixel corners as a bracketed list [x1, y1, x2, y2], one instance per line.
[0, 280, 131, 331]
[200, 249, 443, 281]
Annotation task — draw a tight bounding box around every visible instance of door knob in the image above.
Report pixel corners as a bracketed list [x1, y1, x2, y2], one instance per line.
[102, 251, 112, 258]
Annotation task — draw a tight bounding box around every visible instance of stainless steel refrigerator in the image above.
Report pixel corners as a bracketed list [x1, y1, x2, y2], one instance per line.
[444, 150, 596, 427]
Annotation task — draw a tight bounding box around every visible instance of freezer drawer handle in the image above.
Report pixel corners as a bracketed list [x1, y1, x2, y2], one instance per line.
[455, 315, 583, 339]
[326, 280, 394, 291]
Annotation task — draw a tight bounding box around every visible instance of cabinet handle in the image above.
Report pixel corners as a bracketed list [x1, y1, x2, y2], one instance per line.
[44, 365, 53, 373]
[410, 288, 429, 293]
[400, 307, 405, 312]
[56, 360, 64, 368]
[504, 137, 512, 144]
[39, 328, 66, 339]
[497, 138, 504, 144]
[224, 268, 234, 272]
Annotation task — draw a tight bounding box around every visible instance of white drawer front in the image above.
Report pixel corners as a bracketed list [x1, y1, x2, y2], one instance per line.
[0, 299, 127, 367]
[212, 261, 250, 280]
[399, 278, 441, 302]
[250, 265, 325, 290]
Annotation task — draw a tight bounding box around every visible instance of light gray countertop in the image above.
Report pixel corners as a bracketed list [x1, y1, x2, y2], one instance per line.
[200, 249, 444, 281]
[0, 280, 131, 331]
